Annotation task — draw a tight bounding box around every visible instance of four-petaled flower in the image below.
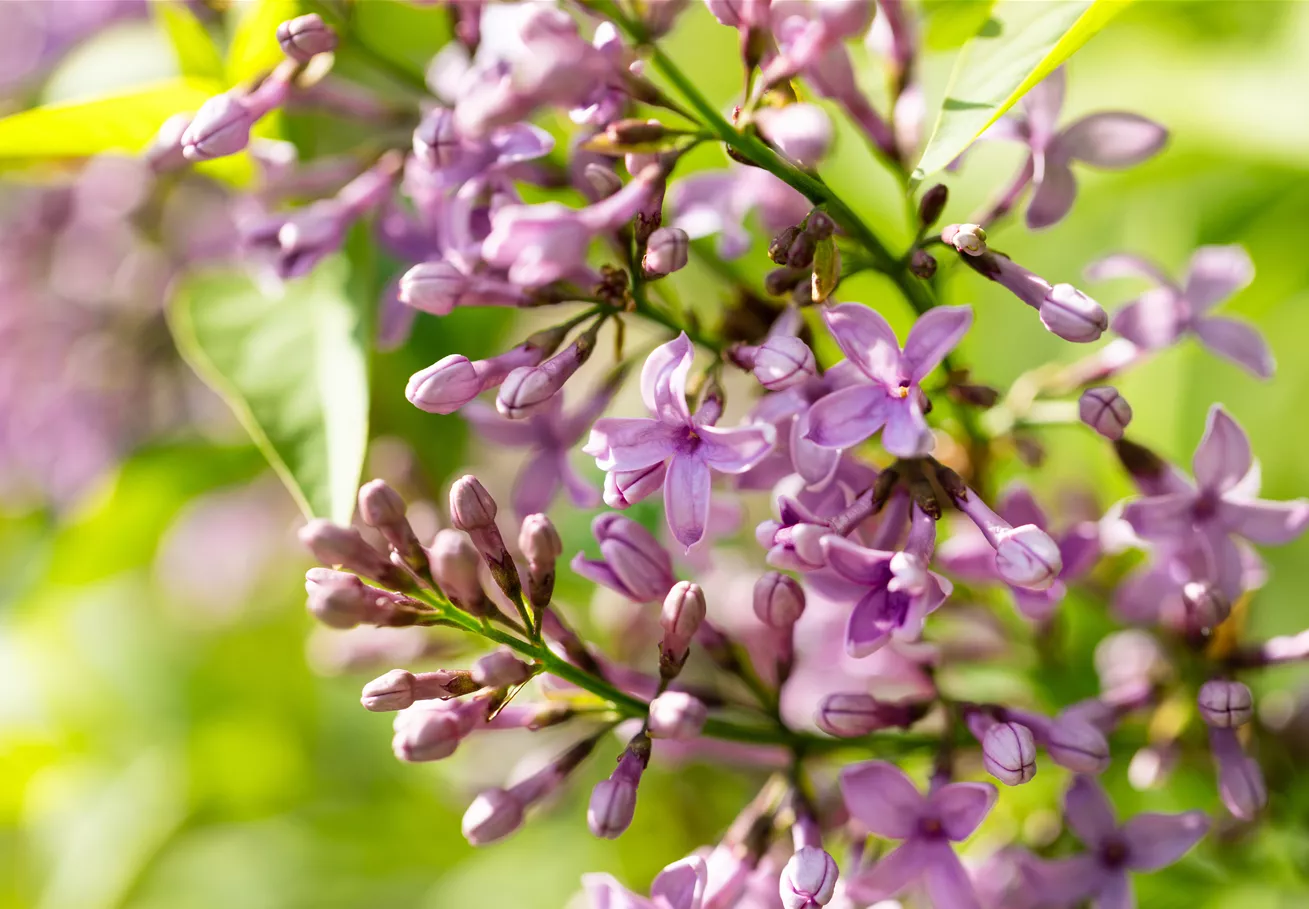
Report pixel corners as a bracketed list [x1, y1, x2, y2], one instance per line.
[585, 334, 776, 549]
[584, 855, 707, 909]
[806, 303, 973, 458]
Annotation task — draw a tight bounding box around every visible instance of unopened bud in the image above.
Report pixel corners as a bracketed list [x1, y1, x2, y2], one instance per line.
[994, 524, 1062, 591]
[361, 668, 480, 711]
[647, 691, 708, 739]
[949, 382, 1000, 409]
[520, 514, 562, 566]
[1182, 582, 1231, 632]
[1044, 715, 1110, 774]
[943, 223, 986, 256]
[583, 163, 623, 197]
[780, 846, 839, 909]
[1198, 680, 1253, 728]
[181, 92, 255, 162]
[918, 184, 949, 228]
[450, 475, 498, 530]
[753, 572, 806, 628]
[982, 721, 1037, 786]
[276, 13, 337, 62]
[756, 103, 833, 168]
[472, 649, 534, 688]
[413, 108, 460, 169]
[462, 787, 525, 844]
[909, 249, 937, 279]
[1079, 386, 1133, 440]
[145, 112, 191, 172]
[606, 118, 670, 146]
[305, 568, 393, 628]
[429, 529, 486, 609]
[406, 354, 485, 413]
[804, 211, 835, 240]
[769, 226, 802, 264]
[392, 705, 466, 762]
[1210, 726, 1266, 820]
[1040, 284, 1108, 343]
[815, 693, 923, 737]
[660, 581, 707, 670]
[299, 520, 398, 584]
[643, 226, 689, 278]
[765, 266, 808, 297]
[588, 737, 649, 839]
[786, 230, 817, 269]
[731, 336, 817, 392]
[399, 261, 466, 316]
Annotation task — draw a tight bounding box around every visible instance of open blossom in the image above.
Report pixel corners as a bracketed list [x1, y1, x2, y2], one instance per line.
[572, 513, 676, 604]
[669, 166, 810, 259]
[585, 334, 776, 549]
[805, 303, 972, 458]
[1121, 405, 1309, 600]
[840, 761, 997, 908]
[1086, 245, 1272, 378]
[1022, 776, 1207, 907]
[584, 855, 707, 909]
[977, 67, 1168, 229]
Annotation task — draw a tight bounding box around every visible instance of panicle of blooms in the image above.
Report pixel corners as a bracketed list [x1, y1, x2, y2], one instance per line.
[573, 513, 677, 604]
[1085, 244, 1273, 378]
[943, 224, 1108, 343]
[589, 732, 651, 839]
[965, 67, 1168, 229]
[585, 333, 776, 549]
[805, 302, 972, 457]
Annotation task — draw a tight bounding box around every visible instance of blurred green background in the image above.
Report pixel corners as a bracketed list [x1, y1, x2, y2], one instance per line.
[3, 2, 1309, 908]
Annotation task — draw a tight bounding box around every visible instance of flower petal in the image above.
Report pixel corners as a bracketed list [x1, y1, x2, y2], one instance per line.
[903, 305, 973, 382]
[585, 418, 680, 471]
[583, 873, 649, 909]
[1217, 497, 1309, 545]
[1183, 245, 1254, 313]
[1022, 67, 1066, 149]
[1060, 112, 1167, 167]
[1093, 870, 1134, 909]
[462, 401, 543, 446]
[650, 856, 708, 909]
[822, 303, 903, 385]
[1192, 405, 1252, 494]
[881, 397, 935, 458]
[838, 760, 925, 839]
[1193, 316, 1274, 379]
[791, 409, 842, 489]
[1084, 253, 1174, 288]
[1110, 288, 1187, 350]
[1026, 153, 1077, 229]
[822, 535, 894, 585]
[931, 782, 998, 841]
[804, 384, 893, 449]
[997, 485, 1048, 530]
[1122, 493, 1196, 541]
[640, 333, 695, 425]
[1121, 811, 1208, 872]
[846, 588, 897, 657]
[1063, 775, 1118, 847]
[559, 456, 602, 509]
[570, 553, 634, 600]
[511, 452, 562, 517]
[697, 423, 777, 474]
[1020, 855, 1107, 908]
[923, 842, 984, 909]
[664, 454, 712, 550]
[843, 841, 927, 905]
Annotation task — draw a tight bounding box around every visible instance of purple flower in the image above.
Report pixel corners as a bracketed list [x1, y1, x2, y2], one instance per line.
[462, 386, 611, 518]
[1086, 245, 1272, 378]
[669, 167, 810, 260]
[806, 303, 973, 458]
[407, 343, 546, 415]
[1208, 726, 1266, 820]
[840, 761, 997, 908]
[756, 103, 835, 167]
[583, 855, 707, 909]
[779, 845, 839, 909]
[585, 334, 777, 549]
[398, 260, 527, 316]
[979, 67, 1167, 229]
[1122, 405, 1309, 600]
[939, 485, 1100, 620]
[572, 513, 677, 604]
[820, 505, 951, 657]
[276, 13, 337, 62]
[1079, 386, 1133, 440]
[1022, 776, 1207, 907]
[181, 74, 290, 162]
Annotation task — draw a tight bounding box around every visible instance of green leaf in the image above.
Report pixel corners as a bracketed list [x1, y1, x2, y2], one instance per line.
[168, 257, 372, 525]
[811, 236, 840, 302]
[154, 0, 226, 82]
[912, 0, 1134, 183]
[228, 0, 302, 84]
[351, 0, 452, 79]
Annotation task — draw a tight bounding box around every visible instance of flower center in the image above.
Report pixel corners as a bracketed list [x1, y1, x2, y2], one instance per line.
[1193, 489, 1219, 521]
[893, 382, 911, 399]
[1099, 836, 1130, 868]
[918, 816, 944, 838]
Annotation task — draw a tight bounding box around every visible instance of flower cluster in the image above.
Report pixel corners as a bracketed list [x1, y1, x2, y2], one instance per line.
[134, 3, 1309, 908]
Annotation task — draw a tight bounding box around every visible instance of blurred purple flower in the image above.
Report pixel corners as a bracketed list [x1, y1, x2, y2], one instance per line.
[669, 167, 809, 260]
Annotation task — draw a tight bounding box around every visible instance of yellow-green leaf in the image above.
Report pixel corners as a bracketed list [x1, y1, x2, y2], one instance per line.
[812, 236, 840, 303]
[227, 0, 302, 84]
[912, 0, 1133, 184]
[168, 257, 372, 526]
[154, 0, 225, 82]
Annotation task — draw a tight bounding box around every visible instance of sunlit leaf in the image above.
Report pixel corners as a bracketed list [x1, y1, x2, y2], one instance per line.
[912, 0, 1133, 183]
[154, 0, 226, 82]
[812, 236, 840, 302]
[352, 0, 452, 79]
[227, 0, 302, 84]
[168, 257, 372, 525]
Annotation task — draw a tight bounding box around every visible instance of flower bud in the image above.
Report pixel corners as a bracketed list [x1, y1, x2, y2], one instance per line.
[780, 846, 839, 909]
[756, 104, 833, 168]
[406, 355, 485, 414]
[497, 330, 597, 419]
[733, 337, 817, 392]
[358, 479, 407, 529]
[276, 13, 337, 62]
[413, 107, 461, 169]
[392, 706, 466, 762]
[944, 223, 986, 256]
[520, 514, 562, 566]
[647, 691, 708, 739]
[181, 92, 255, 162]
[1044, 716, 1110, 774]
[982, 721, 1037, 786]
[815, 693, 922, 737]
[753, 572, 806, 628]
[583, 163, 623, 197]
[786, 230, 817, 269]
[804, 211, 835, 241]
[429, 529, 486, 607]
[595, 514, 676, 602]
[399, 261, 467, 316]
[305, 568, 378, 628]
[1182, 582, 1230, 632]
[588, 740, 648, 839]
[462, 788, 525, 845]
[472, 649, 534, 688]
[769, 226, 802, 264]
[300, 520, 394, 579]
[765, 266, 809, 297]
[1040, 284, 1108, 343]
[605, 118, 670, 146]
[145, 112, 191, 172]
[642, 226, 689, 278]
[1198, 680, 1254, 728]
[450, 475, 498, 531]
[603, 463, 667, 509]
[909, 249, 937, 279]
[660, 581, 707, 662]
[994, 524, 1062, 591]
[363, 668, 481, 711]
[918, 184, 949, 228]
[1079, 386, 1133, 440]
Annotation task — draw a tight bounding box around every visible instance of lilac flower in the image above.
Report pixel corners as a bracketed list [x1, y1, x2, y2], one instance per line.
[820, 505, 951, 657]
[182, 73, 291, 162]
[1079, 386, 1132, 440]
[1022, 776, 1207, 907]
[840, 761, 997, 908]
[669, 167, 810, 260]
[1122, 405, 1309, 600]
[398, 259, 527, 316]
[408, 110, 554, 197]
[276, 13, 337, 62]
[938, 485, 1100, 620]
[583, 855, 707, 909]
[806, 303, 973, 458]
[1086, 245, 1272, 378]
[462, 387, 610, 518]
[1207, 726, 1266, 820]
[407, 345, 546, 415]
[758, 0, 875, 91]
[572, 513, 677, 604]
[589, 738, 648, 839]
[978, 67, 1168, 229]
[585, 334, 777, 549]
[756, 103, 835, 168]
